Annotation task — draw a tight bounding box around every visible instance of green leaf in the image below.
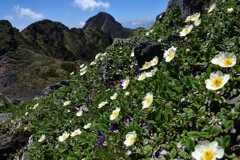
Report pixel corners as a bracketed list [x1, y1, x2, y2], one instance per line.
[198, 106, 206, 115]
[223, 135, 231, 147]
[180, 136, 195, 150]
[169, 149, 177, 159]
[222, 119, 234, 130]
[187, 131, 210, 138]
[187, 131, 199, 138]
[143, 145, 153, 156]
[178, 151, 189, 158]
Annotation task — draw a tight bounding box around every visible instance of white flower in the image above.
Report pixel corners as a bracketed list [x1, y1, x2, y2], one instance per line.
[110, 107, 120, 120]
[146, 68, 158, 78]
[211, 52, 224, 65]
[63, 101, 71, 106]
[80, 66, 87, 72]
[110, 93, 118, 100]
[80, 70, 86, 76]
[164, 46, 177, 62]
[211, 52, 236, 68]
[145, 32, 150, 36]
[122, 78, 130, 89]
[71, 129, 82, 137]
[140, 61, 152, 70]
[192, 140, 224, 160]
[191, 13, 201, 21]
[124, 92, 130, 97]
[218, 53, 237, 68]
[194, 19, 201, 26]
[70, 72, 74, 75]
[58, 132, 70, 142]
[33, 103, 39, 109]
[76, 110, 83, 117]
[227, 8, 234, 13]
[208, 3, 216, 13]
[83, 123, 91, 129]
[130, 52, 134, 57]
[98, 101, 108, 108]
[150, 56, 159, 67]
[95, 53, 102, 60]
[180, 25, 193, 36]
[38, 134, 46, 142]
[90, 61, 96, 66]
[138, 72, 147, 81]
[205, 71, 230, 90]
[80, 64, 85, 68]
[25, 112, 29, 116]
[142, 92, 153, 109]
[124, 131, 137, 147]
[184, 15, 192, 23]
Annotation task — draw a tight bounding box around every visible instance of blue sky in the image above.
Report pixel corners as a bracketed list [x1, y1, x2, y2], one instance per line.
[0, 0, 168, 30]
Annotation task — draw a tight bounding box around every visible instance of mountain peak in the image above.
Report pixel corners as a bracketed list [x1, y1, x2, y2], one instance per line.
[83, 12, 131, 40]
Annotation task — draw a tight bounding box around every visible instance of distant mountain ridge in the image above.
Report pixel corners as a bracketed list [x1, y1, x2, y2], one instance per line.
[1, 12, 133, 61]
[0, 12, 133, 100]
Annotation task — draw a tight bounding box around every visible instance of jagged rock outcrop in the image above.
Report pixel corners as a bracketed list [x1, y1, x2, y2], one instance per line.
[0, 20, 17, 55]
[134, 41, 163, 67]
[83, 12, 132, 41]
[166, 0, 215, 19]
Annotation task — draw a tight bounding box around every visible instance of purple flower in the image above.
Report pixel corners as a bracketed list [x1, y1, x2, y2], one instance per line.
[135, 70, 141, 75]
[109, 123, 119, 132]
[124, 115, 131, 125]
[87, 94, 92, 102]
[96, 131, 103, 136]
[96, 135, 106, 146]
[120, 79, 124, 85]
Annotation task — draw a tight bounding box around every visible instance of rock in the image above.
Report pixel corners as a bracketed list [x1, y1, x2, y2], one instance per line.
[98, 64, 106, 80]
[0, 113, 12, 124]
[134, 41, 163, 67]
[40, 80, 70, 97]
[0, 131, 30, 159]
[227, 95, 240, 105]
[166, 0, 215, 19]
[10, 98, 22, 105]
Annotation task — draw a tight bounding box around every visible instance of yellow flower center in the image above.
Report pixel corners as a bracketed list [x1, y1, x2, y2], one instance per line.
[141, 75, 146, 79]
[129, 135, 136, 143]
[212, 77, 223, 88]
[184, 28, 190, 34]
[203, 150, 214, 160]
[113, 111, 119, 117]
[223, 58, 233, 66]
[169, 52, 174, 58]
[145, 97, 152, 104]
[63, 134, 68, 139]
[153, 60, 158, 65]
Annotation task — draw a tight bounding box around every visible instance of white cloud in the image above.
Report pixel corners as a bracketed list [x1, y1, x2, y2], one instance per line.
[14, 5, 44, 20]
[3, 15, 13, 21]
[79, 21, 86, 26]
[131, 22, 142, 26]
[73, 0, 110, 11]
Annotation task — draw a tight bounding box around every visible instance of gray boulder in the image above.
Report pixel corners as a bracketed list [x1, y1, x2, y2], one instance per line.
[134, 41, 163, 67]
[167, 0, 215, 19]
[0, 113, 12, 124]
[40, 80, 70, 97]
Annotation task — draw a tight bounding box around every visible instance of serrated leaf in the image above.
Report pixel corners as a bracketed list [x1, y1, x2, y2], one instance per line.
[143, 145, 153, 156]
[178, 151, 189, 158]
[223, 135, 231, 147]
[169, 149, 177, 159]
